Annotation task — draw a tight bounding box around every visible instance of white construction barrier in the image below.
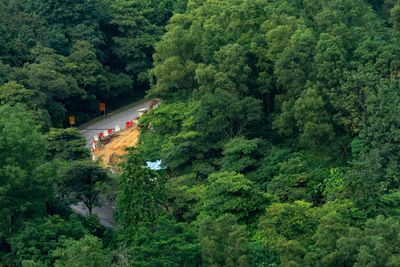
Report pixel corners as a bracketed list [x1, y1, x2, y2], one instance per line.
[90, 116, 141, 161]
[138, 108, 147, 117]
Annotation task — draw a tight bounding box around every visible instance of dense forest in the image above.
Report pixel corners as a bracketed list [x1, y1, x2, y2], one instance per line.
[2, 0, 400, 266]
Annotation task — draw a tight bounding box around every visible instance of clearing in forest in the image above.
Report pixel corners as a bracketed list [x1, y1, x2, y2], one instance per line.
[94, 126, 140, 166]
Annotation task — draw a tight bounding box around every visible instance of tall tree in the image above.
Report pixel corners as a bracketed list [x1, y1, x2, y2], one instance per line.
[53, 235, 111, 267]
[60, 161, 109, 214]
[122, 217, 200, 266]
[10, 216, 86, 266]
[199, 171, 266, 223]
[117, 149, 165, 231]
[199, 215, 259, 267]
[0, 105, 50, 240]
[111, 0, 183, 86]
[45, 128, 90, 161]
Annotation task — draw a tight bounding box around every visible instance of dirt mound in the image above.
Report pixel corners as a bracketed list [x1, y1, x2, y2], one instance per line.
[94, 126, 140, 166]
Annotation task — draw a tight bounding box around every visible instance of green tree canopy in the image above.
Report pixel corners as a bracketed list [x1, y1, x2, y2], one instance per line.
[53, 235, 111, 267]
[117, 149, 165, 231]
[0, 105, 50, 240]
[122, 217, 200, 266]
[199, 171, 266, 223]
[10, 216, 86, 266]
[45, 128, 90, 161]
[60, 161, 110, 213]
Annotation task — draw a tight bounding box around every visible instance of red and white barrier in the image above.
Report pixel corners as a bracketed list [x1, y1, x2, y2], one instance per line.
[138, 108, 147, 117]
[125, 121, 133, 128]
[90, 99, 160, 158]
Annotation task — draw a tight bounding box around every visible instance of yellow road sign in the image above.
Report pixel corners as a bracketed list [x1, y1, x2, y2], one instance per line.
[69, 116, 75, 126]
[99, 102, 106, 112]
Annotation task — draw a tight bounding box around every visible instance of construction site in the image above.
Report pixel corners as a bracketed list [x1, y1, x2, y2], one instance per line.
[90, 99, 159, 168]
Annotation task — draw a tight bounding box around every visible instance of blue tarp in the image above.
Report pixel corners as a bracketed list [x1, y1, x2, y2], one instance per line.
[146, 160, 163, 170]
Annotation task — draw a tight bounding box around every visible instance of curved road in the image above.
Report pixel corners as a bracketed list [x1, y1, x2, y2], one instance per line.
[71, 100, 152, 229]
[80, 100, 151, 145]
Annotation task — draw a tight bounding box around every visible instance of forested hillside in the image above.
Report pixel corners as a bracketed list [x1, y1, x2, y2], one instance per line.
[2, 0, 400, 266]
[0, 0, 184, 126]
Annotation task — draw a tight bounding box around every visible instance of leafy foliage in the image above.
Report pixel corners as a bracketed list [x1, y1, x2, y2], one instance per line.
[117, 149, 165, 231]
[5, 0, 400, 265]
[10, 216, 86, 266]
[53, 235, 111, 267]
[60, 161, 110, 213]
[122, 217, 200, 266]
[199, 171, 267, 223]
[199, 215, 253, 267]
[0, 105, 49, 240]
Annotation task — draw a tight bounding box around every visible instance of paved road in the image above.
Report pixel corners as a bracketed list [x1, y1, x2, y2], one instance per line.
[71, 200, 117, 229]
[72, 100, 151, 229]
[80, 100, 151, 145]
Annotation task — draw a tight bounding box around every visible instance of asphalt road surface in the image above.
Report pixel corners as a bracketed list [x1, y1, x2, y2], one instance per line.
[71, 200, 117, 229]
[71, 100, 152, 229]
[80, 100, 151, 145]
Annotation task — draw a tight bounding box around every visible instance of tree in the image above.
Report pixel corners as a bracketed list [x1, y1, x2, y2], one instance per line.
[122, 217, 200, 266]
[19, 45, 84, 126]
[45, 128, 90, 161]
[111, 0, 181, 86]
[10, 216, 86, 266]
[275, 28, 315, 94]
[137, 101, 189, 161]
[0, 81, 46, 109]
[267, 152, 327, 204]
[257, 200, 357, 266]
[163, 173, 206, 222]
[68, 41, 109, 98]
[0, 0, 47, 66]
[258, 201, 317, 266]
[293, 86, 335, 150]
[53, 235, 111, 267]
[149, 0, 270, 99]
[213, 43, 251, 94]
[199, 215, 261, 267]
[257, 200, 364, 267]
[347, 78, 400, 213]
[247, 146, 291, 190]
[27, 0, 107, 53]
[0, 81, 50, 130]
[199, 171, 266, 223]
[273, 28, 316, 137]
[117, 149, 164, 230]
[220, 137, 263, 173]
[303, 201, 363, 266]
[149, 56, 196, 100]
[162, 129, 214, 177]
[162, 89, 263, 176]
[60, 161, 109, 214]
[0, 105, 50, 240]
[306, 215, 400, 267]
